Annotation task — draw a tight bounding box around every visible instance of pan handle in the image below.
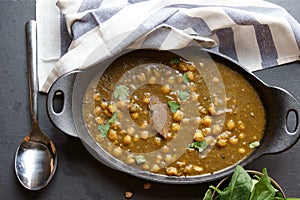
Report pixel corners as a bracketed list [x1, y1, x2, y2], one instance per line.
[46, 71, 79, 137]
[261, 87, 300, 155]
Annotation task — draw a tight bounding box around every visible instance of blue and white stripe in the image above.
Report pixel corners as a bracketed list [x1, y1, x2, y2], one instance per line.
[38, 0, 300, 92]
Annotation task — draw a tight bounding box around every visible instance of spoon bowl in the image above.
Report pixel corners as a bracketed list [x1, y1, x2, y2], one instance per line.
[14, 20, 57, 190]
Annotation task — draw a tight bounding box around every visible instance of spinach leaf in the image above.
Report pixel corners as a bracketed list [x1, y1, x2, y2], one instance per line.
[113, 85, 129, 100]
[188, 141, 208, 152]
[133, 155, 146, 164]
[97, 123, 110, 138]
[182, 72, 190, 84]
[170, 58, 180, 65]
[225, 165, 253, 200]
[108, 112, 118, 123]
[249, 141, 260, 148]
[178, 90, 190, 100]
[168, 101, 180, 113]
[249, 168, 276, 200]
[210, 165, 253, 200]
[203, 189, 213, 200]
[209, 185, 230, 200]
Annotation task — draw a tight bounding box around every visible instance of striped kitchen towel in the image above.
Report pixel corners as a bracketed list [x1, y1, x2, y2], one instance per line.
[38, 0, 300, 93]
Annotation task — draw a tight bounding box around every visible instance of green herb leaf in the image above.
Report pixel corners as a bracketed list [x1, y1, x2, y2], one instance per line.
[97, 123, 110, 138]
[227, 165, 253, 200]
[133, 155, 146, 164]
[249, 168, 276, 200]
[203, 189, 213, 200]
[249, 141, 260, 148]
[178, 90, 190, 100]
[168, 101, 180, 113]
[188, 141, 208, 152]
[170, 58, 180, 65]
[182, 72, 190, 84]
[108, 112, 118, 123]
[113, 85, 129, 101]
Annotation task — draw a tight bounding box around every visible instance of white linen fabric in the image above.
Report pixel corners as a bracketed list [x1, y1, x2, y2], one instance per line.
[37, 0, 300, 93]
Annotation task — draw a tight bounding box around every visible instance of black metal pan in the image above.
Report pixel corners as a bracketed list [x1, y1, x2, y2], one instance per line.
[46, 47, 300, 184]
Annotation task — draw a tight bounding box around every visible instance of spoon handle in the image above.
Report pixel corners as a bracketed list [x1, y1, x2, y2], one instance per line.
[26, 20, 38, 123]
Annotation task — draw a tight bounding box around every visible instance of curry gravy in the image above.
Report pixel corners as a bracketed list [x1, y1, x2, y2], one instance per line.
[82, 50, 265, 176]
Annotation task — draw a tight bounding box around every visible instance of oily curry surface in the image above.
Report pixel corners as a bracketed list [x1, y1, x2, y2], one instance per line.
[82, 50, 265, 176]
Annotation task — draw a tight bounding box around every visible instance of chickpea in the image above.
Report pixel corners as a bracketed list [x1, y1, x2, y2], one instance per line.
[133, 134, 140, 142]
[161, 85, 171, 94]
[129, 104, 140, 113]
[229, 136, 238, 145]
[206, 136, 216, 145]
[173, 110, 184, 122]
[186, 71, 194, 81]
[142, 163, 150, 170]
[142, 96, 150, 104]
[140, 131, 149, 139]
[202, 116, 212, 127]
[202, 128, 212, 135]
[127, 127, 135, 136]
[93, 93, 101, 101]
[118, 130, 127, 136]
[168, 77, 175, 85]
[166, 132, 174, 141]
[238, 132, 245, 139]
[166, 167, 178, 176]
[123, 135, 132, 146]
[94, 106, 101, 116]
[107, 103, 117, 113]
[237, 120, 245, 130]
[217, 138, 227, 147]
[227, 120, 235, 130]
[164, 154, 173, 163]
[117, 100, 126, 110]
[155, 155, 163, 164]
[183, 164, 193, 174]
[162, 145, 169, 153]
[95, 116, 104, 125]
[199, 106, 207, 115]
[137, 73, 146, 81]
[178, 63, 188, 72]
[100, 101, 108, 109]
[194, 129, 205, 142]
[153, 69, 161, 78]
[187, 63, 196, 71]
[112, 147, 122, 157]
[212, 77, 220, 83]
[126, 157, 135, 165]
[111, 122, 120, 130]
[190, 93, 199, 101]
[171, 123, 180, 132]
[131, 112, 139, 120]
[104, 109, 112, 117]
[154, 137, 162, 146]
[208, 104, 216, 115]
[149, 76, 156, 84]
[108, 129, 118, 141]
[140, 121, 149, 129]
[238, 148, 246, 154]
[151, 164, 160, 173]
[193, 166, 203, 173]
[212, 125, 222, 135]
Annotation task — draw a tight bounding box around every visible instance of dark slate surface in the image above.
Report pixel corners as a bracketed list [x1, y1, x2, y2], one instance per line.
[0, 0, 299, 199]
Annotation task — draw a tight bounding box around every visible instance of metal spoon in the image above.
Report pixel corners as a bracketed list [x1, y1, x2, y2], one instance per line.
[14, 20, 57, 190]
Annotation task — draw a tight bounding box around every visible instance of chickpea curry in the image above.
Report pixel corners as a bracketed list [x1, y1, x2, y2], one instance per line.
[82, 50, 265, 176]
